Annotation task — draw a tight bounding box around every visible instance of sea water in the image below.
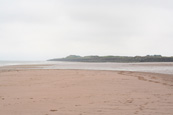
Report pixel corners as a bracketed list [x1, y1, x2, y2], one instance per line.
[0, 61, 52, 67]
[0, 61, 173, 75]
[43, 62, 173, 75]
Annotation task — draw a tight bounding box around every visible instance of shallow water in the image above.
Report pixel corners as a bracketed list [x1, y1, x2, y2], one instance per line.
[0, 61, 173, 75]
[43, 62, 173, 75]
[0, 61, 55, 67]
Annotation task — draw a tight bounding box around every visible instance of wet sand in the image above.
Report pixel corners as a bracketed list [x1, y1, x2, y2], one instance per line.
[0, 69, 173, 115]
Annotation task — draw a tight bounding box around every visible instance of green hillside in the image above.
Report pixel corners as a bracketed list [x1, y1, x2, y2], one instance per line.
[48, 55, 173, 62]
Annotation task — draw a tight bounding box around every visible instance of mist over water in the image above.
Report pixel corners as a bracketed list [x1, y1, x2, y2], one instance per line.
[0, 61, 54, 67]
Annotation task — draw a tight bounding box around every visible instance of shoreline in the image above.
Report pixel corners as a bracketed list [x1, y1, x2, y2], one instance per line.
[1, 62, 173, 75]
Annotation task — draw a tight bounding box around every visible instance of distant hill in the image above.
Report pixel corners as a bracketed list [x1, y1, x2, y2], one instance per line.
[48, 55, 173, 62]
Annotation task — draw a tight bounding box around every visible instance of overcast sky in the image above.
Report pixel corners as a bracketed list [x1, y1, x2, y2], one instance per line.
[0, 0, 173, 61]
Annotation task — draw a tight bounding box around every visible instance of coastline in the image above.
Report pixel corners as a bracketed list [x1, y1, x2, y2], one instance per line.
[0, 65, 173, 115]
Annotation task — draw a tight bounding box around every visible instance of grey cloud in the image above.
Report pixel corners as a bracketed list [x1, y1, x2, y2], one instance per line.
[0, 0, 173, 60]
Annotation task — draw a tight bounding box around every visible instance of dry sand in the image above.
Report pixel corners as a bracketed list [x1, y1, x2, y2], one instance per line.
[0, 69, 173, 115]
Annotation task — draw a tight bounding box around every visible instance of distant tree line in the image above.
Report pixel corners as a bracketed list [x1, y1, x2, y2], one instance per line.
[48, 55, 173, 62]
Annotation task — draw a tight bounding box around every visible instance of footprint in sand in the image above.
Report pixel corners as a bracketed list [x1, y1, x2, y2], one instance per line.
[134, 111, 139, 114]
[125, 98, 134, 103]
[50, 109, 58, 112]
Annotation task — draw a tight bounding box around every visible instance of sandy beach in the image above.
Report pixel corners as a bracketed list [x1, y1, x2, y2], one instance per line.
[0, 68, 173, 115]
